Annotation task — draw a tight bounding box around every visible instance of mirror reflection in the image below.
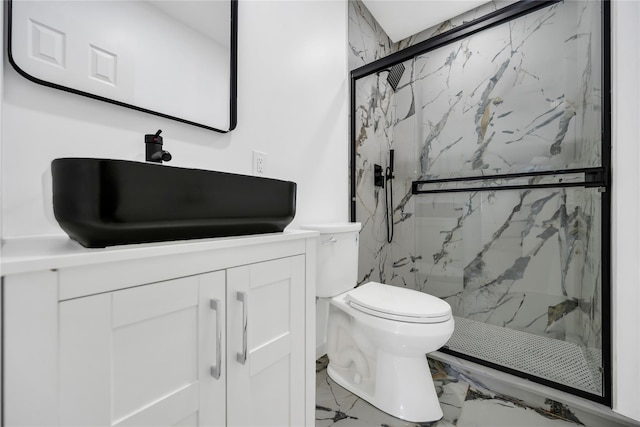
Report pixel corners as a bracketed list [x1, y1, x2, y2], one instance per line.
[8, 0, 237, 132]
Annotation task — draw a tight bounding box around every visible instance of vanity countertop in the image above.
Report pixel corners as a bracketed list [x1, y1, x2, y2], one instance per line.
[1, 230, 319, 276]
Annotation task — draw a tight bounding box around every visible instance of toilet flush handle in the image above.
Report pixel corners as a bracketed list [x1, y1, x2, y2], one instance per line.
[323, 237, 338, 245]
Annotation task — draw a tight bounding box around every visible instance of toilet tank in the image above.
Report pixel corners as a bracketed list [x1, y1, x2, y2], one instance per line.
[301, 223, 361, 297]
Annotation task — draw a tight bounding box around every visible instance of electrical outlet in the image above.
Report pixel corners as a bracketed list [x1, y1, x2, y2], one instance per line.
[253, 150, 267, 175]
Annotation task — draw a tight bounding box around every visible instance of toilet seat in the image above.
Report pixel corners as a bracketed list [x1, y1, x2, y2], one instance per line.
[345, 282, 452, 324]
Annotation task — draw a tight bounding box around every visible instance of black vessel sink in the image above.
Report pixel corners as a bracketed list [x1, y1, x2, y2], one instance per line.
[52, 158, 297, 248]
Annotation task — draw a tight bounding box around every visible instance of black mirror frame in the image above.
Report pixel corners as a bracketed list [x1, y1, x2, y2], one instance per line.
[6, 0, 238, 133]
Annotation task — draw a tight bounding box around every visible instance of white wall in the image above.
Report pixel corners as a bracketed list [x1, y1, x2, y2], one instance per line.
[1, 0, 349, 239]
[0, 2, 4, 421]
[611, 0, 640, 421]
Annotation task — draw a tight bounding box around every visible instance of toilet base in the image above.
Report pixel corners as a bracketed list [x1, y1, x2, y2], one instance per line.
[327, 351, 443, 423]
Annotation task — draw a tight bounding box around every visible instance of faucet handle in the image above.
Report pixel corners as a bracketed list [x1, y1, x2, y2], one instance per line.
[145, 129, 171, 163]
[145, 129, 163, 145]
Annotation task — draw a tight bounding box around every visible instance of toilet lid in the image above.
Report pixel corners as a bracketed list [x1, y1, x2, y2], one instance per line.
[345, 282, 452, 323]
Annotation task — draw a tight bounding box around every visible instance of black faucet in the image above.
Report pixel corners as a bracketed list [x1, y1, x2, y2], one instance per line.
[145, 130, 172, 163]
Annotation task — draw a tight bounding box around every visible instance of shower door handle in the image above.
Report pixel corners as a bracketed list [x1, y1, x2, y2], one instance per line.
[236, 291, 248, 365]
[209, 298, 222, 379]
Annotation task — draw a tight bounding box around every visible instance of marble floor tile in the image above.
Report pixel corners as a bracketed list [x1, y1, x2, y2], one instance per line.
[456, 386, 585, 427]
[315, 356, 632, 427]
[456, 400, 583, 427]
[315, 356, 466, 427]
[316, 368, 451, 427]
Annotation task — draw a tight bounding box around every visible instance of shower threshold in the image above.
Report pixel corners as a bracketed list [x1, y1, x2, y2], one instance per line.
[444, 316, 603, 397]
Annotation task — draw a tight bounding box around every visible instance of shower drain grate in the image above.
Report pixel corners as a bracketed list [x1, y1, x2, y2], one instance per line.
[445, 317, 603, 395]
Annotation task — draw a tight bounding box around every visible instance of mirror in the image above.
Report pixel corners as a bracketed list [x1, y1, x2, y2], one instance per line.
[7, 0, 237, 132]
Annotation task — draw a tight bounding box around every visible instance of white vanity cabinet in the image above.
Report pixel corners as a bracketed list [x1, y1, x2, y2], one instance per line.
[57, 272, 227, 427]
[226, 256, 306, 426]
[1, 231, 317, 427]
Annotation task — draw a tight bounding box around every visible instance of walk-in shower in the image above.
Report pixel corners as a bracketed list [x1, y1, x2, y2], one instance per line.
[350, 0, 610, 404]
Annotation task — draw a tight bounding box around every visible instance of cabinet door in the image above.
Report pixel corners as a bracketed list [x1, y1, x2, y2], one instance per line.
[58, 272, 226, 427]
[226, 256, 306, 426]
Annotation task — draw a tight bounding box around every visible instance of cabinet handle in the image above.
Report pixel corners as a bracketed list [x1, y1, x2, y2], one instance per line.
[236, 291, 248, 365]
[210, 298, 222, 379]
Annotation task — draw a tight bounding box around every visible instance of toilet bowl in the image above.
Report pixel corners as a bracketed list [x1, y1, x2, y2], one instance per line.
[302, 223, 455, 423]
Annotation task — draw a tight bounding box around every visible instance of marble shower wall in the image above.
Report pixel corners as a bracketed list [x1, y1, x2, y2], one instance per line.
[351, 0, 521, 287]
[348, 0, 518, 70]
[413, 188, 602, 349]
[350, 0, 519, 287]
[348, 0, 395, 70]
[353, 0, 604, 356]
[410, 1, 602, 180]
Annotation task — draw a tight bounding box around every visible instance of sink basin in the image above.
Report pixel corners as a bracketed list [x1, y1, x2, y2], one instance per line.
[51, 158, 297, 248]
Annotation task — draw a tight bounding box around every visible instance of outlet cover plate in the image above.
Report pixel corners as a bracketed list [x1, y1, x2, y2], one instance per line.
[253, 150, 267, 175]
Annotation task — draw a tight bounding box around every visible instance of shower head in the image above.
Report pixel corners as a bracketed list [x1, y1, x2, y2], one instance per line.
[385, 63, 405, 92]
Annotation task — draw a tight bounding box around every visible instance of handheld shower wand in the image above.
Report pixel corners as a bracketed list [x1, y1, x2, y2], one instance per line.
[385, 150, 395, 243]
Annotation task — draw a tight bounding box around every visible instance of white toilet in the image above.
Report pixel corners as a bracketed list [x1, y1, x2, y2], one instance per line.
[303, 222, 455, 423]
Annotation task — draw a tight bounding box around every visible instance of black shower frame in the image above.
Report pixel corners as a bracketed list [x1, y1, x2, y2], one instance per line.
[349, 0, 612, 406]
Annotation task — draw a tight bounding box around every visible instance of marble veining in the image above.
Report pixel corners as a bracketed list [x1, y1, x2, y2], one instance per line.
[316, 355, 628, 427]
[348, 0, 395, 71]
[408, 1, 602, 180]
[351, 0, 604, 397]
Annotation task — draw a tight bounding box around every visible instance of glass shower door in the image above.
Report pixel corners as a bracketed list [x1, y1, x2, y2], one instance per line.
[405, 0, 608, 400]
[350, 0, 609, 402]
[413, 177, 604, 396]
